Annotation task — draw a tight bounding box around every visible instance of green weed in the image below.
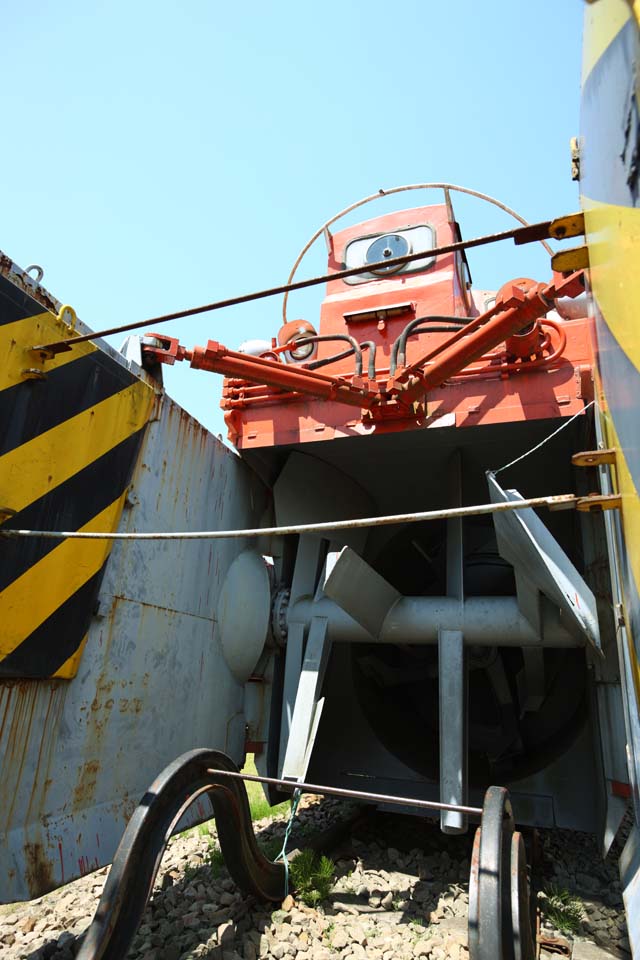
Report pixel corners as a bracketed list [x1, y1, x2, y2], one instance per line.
[289, 849, 335, 907]
[204, 842, 225, 876]
[542, 884, 584, 935]
[243, 755, 290, 821]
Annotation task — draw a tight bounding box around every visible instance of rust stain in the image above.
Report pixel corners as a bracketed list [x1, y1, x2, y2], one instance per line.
[24, 841, 55, 898]
[0, 680, 65, 828]
[73, 759, 100, 809]
[58, 842, 65, 884]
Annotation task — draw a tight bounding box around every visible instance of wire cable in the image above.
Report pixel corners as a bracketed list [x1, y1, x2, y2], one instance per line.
[492, 400, 597, 476]
[0, 491, 583, 542]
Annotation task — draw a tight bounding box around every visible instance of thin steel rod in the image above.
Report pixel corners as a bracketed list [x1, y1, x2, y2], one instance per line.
[206, 767, 483, 817]
[34, 219, 554, 352]
[0, 490, 578, 541]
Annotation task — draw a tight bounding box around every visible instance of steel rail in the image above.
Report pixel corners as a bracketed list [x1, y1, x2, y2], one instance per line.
[206, 768, 483, 817]
[34, 218, 556, 353]
[0, 490, 579, 541]
[76, 749, 286, 960]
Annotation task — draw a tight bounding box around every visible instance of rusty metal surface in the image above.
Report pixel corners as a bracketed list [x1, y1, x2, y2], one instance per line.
[0, 384, 269, 902]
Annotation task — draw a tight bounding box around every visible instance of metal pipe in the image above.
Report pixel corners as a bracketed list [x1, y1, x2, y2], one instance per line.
[287, 596, 579, 647]
[34, 218, 558, 354]
[205, 767, 483, 817]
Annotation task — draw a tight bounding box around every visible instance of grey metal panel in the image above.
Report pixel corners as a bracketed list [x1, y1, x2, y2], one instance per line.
[0, 391, 266, 903]
[620, 826, 640, 958]
[594, 413, 640, 825]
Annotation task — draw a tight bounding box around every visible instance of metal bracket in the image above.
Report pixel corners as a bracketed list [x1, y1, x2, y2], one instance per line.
[548, 210, 584, 240]
[576, 493, 622, 513]
[551, 245, 590, 272]
[572, 448, 617, 467]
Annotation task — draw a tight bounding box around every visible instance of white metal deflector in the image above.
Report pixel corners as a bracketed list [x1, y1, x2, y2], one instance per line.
[487, 472, 601, 652]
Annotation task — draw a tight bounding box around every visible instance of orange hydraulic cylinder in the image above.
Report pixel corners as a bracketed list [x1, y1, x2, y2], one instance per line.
[190, 341, 377, 409]
[396, 274, 584, 402]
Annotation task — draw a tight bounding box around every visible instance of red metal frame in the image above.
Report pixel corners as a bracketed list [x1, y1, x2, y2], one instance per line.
[141, 203, 593, 449]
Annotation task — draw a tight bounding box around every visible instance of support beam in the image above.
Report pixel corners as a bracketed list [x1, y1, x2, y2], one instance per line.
[440, 452, 468, 834]
[439, 628, 466, 833]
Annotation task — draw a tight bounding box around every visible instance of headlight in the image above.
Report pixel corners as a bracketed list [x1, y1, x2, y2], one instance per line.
[277, 320, 318, 363]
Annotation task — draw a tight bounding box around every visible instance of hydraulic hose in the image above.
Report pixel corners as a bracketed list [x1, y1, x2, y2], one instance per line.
[391, 316, 465, 374]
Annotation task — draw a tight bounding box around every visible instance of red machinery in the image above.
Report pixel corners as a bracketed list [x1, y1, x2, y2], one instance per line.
[143, 200, 591, 448]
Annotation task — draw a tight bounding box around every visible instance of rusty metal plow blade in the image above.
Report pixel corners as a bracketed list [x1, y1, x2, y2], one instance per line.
[76, 749, 286, 960]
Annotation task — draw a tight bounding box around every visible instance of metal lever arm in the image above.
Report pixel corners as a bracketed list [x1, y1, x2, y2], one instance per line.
[77, 749, 286, 960]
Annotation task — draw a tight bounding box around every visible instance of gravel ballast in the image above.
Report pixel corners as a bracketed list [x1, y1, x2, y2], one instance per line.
[0, 796, 630, 960]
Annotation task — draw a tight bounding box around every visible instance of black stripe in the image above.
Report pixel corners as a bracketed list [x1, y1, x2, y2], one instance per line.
[0, 273, 49, 326]
[581, 18, 640, 208]
[0, 428, 146, 593]
[0, 349, 138, 457]
[0, 565, 107, 678]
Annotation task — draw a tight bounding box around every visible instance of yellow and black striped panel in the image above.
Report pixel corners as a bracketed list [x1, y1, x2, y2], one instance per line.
[581, 0, 640, 696]
[0, 271, 155, 679]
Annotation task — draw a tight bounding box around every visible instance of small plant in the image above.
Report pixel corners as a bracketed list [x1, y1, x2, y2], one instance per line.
[323, 921, 336, 945]
[542, 884, 584, 935]
[289, 849, 335, 907]
[242, 755, 290, 821]
[204, 841, 225, 876]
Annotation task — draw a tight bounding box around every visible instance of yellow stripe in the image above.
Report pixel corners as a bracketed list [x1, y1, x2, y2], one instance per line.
[0, 494, 126, 658]
[583, 197, 640, 374]
[1, 311, 97, 392]
[597, 401, 640, 700]
[582, 0, 630, 84]
[52, 633, 89, 679]
[0, 379, 154, 515]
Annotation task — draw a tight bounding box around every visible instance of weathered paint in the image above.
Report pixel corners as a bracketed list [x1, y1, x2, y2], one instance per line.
[0, 355, 270, 901]
[0, 257, 155, 678]
[580, 0, 640, 807]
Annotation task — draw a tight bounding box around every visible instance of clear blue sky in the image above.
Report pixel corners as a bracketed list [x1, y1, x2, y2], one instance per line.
[3, 1, 584, 438]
